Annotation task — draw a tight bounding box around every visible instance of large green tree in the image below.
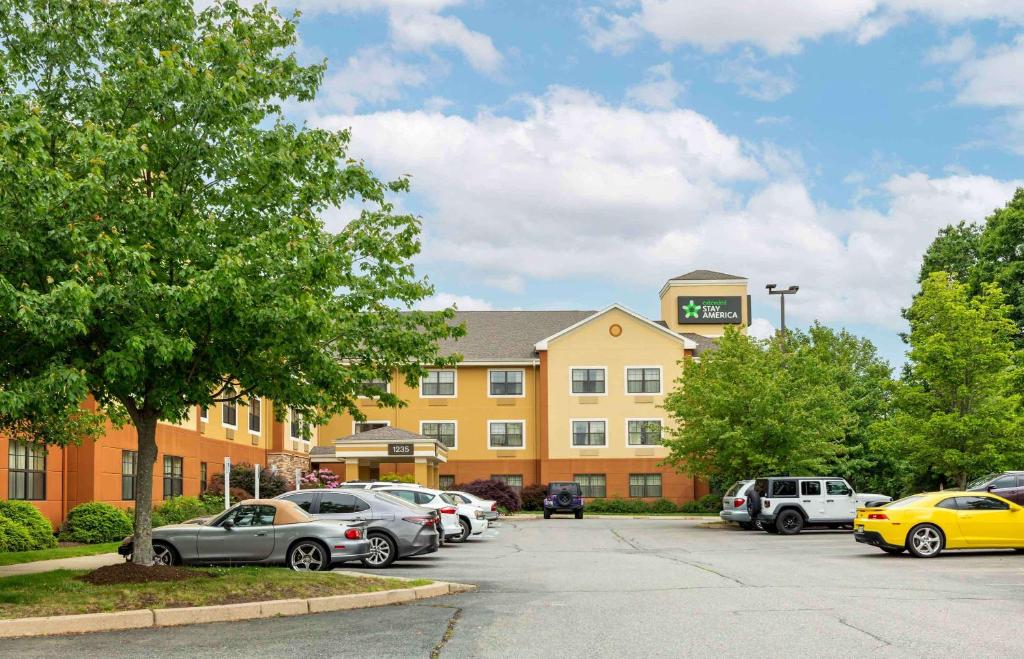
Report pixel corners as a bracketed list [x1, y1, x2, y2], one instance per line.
[879, 273, 1023, 489]
[0, 0, 461, 564]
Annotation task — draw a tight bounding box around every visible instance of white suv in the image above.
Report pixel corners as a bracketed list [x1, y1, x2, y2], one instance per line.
[755, 477, 890, 535]
[374, 486, 486, 543]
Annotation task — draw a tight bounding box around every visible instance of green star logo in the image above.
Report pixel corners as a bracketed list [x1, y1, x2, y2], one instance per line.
[683, 299, 701, 319]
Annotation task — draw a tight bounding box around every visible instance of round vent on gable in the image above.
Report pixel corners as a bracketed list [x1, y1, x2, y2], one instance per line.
[609, 323, 623, 337]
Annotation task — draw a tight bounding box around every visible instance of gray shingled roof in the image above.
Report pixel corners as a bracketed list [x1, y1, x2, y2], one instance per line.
[336, 426, 430, 443]
[670, 269, 746, 281]
[680, 332, 719, 356]
[309, 445, 334, 457]
[438, 310, 595, 362]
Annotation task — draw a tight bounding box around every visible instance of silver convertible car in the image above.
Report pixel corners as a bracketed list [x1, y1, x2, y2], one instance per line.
[118, 499, 370, 571]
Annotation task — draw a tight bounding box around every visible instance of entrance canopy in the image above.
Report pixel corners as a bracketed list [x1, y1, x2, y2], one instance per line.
[310, 426, 447, 488]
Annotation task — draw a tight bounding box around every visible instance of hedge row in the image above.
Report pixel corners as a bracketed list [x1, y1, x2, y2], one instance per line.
[584, 493, 721, 514]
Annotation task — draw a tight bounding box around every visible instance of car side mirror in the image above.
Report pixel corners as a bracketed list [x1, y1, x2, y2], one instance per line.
[987, 485, 996, 492]
[222, 520, 234, 530]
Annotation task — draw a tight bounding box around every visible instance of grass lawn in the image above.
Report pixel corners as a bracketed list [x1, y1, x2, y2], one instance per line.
[0, 567, 429, 619]
[0, 543, 121, 567]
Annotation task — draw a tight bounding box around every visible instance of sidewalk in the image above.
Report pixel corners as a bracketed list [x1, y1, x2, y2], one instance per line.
[0, 553, 122, 578]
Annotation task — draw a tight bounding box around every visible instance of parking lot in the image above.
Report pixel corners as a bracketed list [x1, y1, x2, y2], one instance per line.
[7, 517, 1024, 658]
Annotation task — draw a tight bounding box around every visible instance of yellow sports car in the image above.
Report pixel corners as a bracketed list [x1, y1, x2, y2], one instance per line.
[854, 491, 1024, 558]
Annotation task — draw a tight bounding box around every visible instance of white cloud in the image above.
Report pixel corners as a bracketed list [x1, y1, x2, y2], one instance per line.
[625, 62, 686, 110]
[954, 36, 1024, 108]
[581, 0, 1024, 55]
[925, 33, 975, 64]
[314, 87, 1020, 332]
[320, 47, 428, 113]
[716, 50, 796, 101]
[747, 318, 776, 340]
[388, 10, 502, 74]
[755, 115, 792, 126]
[415, 292, 494, 311]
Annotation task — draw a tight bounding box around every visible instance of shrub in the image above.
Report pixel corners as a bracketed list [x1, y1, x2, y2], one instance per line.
[60, 502, 133, 544]
[455, 479, 521, 512]
[379, 473, 416, 483]
[153, 496, 209, 526]
[300, 467, 342, 489]
[206, 478, 254, 502]
[520, 484, 547, 511]
[0, 516, 34, 552]
[0, 500, 57, 549]
[208, 462, 288, 499]
[199, 491, 230, 514]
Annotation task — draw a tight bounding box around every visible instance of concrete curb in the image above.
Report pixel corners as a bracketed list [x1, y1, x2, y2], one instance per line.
[0, 580, 477, 638]
[508, 514, 719, 520]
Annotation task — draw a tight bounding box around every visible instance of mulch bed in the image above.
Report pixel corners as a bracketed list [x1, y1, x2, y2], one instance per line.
[79, 563, 212, 586]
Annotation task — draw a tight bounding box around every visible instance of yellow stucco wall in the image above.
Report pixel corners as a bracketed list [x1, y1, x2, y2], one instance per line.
[178, 397, 278, 450]
[544, 307, 686, 460]
[319, 364, 540, 461]
[659, 281, 749, 336]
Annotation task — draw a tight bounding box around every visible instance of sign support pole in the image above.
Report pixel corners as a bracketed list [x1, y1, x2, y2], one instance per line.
[254, 463, 261, 500]
[223, 457, 231, 511]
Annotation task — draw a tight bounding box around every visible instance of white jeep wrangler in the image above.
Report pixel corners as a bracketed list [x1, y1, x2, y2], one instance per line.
[754, 477, 890, 535]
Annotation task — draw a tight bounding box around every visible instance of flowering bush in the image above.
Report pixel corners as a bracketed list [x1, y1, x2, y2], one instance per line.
[207, 462, 288, 499]
[301, 468, 342, 489]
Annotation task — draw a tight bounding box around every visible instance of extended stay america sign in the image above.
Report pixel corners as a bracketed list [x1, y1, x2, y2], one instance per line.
[677, 296, 743, 324]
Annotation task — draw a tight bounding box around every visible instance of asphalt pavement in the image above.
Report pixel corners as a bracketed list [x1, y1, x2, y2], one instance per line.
[6, 517, 1024, 658]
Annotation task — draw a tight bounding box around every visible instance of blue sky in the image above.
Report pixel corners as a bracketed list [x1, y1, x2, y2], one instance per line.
[271, 0, 1024, 367]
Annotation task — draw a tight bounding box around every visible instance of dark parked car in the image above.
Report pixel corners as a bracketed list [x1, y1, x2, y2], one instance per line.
[544, 482, 584, 519]
[967, 471, 1024, 504]
[276, 489, 440, 568]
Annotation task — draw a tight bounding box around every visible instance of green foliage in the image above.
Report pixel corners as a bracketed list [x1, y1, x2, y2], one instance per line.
[662, 326, 893, 489]
[583, 497, 713, 514]
[0, 501, 56, 550]
[379, 473, 416, 483]
[151, 496, 215, 527]
[678, 494, 721, 514]
[919, 221, 983, 284]
[207, 463, 288, 499]
[520, 484, 547, 511]
[59, 503, 134, 544]
[0, 0, 462, 561]
[877, 273, 1023, 489]
[0, 517, 34, 553]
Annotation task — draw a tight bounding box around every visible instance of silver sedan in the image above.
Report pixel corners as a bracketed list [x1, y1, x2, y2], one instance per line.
[118, 499, 370, 571]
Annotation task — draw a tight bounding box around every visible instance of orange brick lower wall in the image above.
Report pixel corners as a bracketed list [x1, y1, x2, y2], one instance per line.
[541, 458, 699, 504]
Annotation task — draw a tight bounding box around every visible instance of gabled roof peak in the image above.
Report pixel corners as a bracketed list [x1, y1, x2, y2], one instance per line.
[669, 269, 746, 281]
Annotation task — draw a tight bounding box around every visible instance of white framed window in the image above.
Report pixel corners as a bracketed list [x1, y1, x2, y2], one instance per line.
[420, 420, 457, 449]
[248, 396, 261, 435]
[626, 419, 663, 446]
[221, 400, 237, 428]
[574, 474, 606, 498]
[625, 366, 662, 395]
[421, 370, 457, 398]
[629, 473, 662, 498]
[488, 369, 525, 397]
[359, 378, 390, 397]
[487, 420, 525, 449]
[352, 420, 390, 434]
[571, 419, 607, 447]
[289, 408, 311, 452]
[199, 406, 208, 422]
[570, 367, 606, 395]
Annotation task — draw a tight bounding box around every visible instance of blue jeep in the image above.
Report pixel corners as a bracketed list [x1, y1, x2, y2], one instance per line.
[544, 482, 584, 519]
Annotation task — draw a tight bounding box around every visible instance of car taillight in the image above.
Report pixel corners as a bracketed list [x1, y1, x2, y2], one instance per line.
[344, 528, 362, 540]
[491, 503, 497, 511]
[734, 497, 745, 507]
[403, 516, 435, 526]
[440, 506, 457, 515]
[868, 513, 888, 520]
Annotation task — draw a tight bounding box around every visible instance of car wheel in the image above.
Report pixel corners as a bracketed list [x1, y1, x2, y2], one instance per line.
[288, 540, 330, 572]
[880, 547, 905, 555]
[575, 510, 583, 519]
[776, 510, 804, 535]
[543, 510, 551, 519]
[361, 533, 398, 569]
[906, 524, 944, 558]
[151, 542, 179, 566]
[456, 518, 472, 542]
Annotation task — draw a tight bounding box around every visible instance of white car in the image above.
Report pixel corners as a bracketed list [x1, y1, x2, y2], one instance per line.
[376, 486, 486, 542]
[445, 490, 500, 522]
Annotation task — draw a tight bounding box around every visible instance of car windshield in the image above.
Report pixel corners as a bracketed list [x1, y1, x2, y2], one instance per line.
[966, 473, 1000, 489]
[881, 495, 925, 509]
[725, 481, 747, 497]
[372, 491, 423, 510]
[440, 493, 459, 505]
[549, 483, 580, 495]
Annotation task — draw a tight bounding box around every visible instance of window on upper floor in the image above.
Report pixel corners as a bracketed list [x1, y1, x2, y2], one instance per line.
[572, 420, 606, 446]
[421, 422, 456, 449]
[222, 400, 237, 428]
[248, 397, 261, 434]
[626, 367, 661, 394]
[361, 378, 389, 395]
[571, 368, 605, 394]
[488, 421, 524, 448]
[489, 370, 524, 396]
[421, 370, 456, 397]
[354, 421, 388, 434]
[627, 420, 662, 446]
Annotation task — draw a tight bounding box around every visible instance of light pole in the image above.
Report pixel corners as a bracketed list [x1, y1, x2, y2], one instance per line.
[765, 283, 799, 343]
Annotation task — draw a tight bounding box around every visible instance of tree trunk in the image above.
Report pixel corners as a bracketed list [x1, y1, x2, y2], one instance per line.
[131, 414, 160, 565]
